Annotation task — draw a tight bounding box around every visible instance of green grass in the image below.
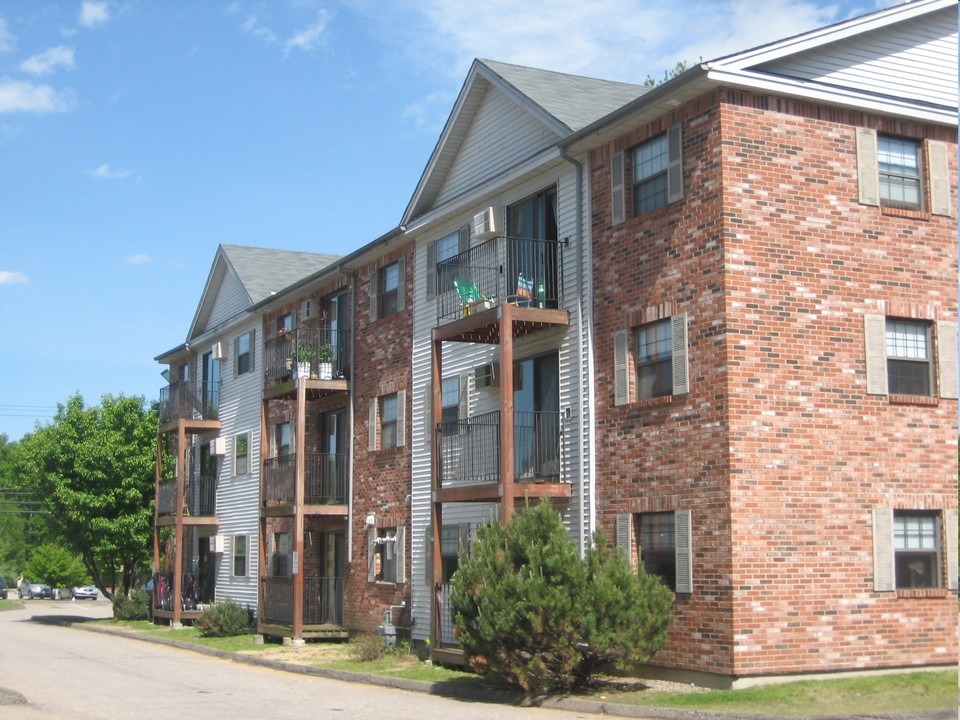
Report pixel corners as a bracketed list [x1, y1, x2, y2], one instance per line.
[0, 599, 20, 611]
[600, 670, 957, 716]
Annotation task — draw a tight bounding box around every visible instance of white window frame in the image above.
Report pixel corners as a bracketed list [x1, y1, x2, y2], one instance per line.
[614, 313, 689, 406]
[873, 508, 958, 592]
[232, 534, 249, 578]
[234, 432, 250, 476]
[864, 315, 957, 399]
[856, 128, 951, 216]
[235, 330, 255, 376]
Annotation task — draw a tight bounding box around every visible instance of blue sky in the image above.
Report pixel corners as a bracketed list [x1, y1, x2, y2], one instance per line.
[0, 0, 899, 441]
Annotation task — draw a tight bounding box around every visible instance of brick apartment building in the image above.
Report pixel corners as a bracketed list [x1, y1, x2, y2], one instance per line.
[155, 0, 957, 685]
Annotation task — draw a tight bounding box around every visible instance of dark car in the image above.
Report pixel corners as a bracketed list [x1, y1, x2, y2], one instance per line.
[18, 579, 52, 599]
[0, 577, 7, 600]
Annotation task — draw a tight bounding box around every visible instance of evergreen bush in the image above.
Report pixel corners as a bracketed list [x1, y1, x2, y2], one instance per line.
[449, 500, 674, 694]
[112, 590, 151, 621]
[195, 600, 251, 637]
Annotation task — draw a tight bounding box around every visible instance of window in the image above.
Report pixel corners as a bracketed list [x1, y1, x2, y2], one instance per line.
[234, 433, 249, 475]
[272, 532, 292, 578]
[441, 377, 461, 430]
[367, 526, 406, 583]
[885, 319, 931, 396]
[864, 316, 956, 399]
[626, 124, 683, 219]
[380, 394, 399, 449]
[275, 422, 291, 457]
[878, 136, 921, 210]
[614, 313, 689, 406]
[381, 262, 400, 317]
[235, 331, 254, 375]
[232, 534, 248, 577]
[874, 508, 958, 592]
[431, 231, 462, 298]
[276, 313, 293, 337]
[856, 128, 950, 216]
[636, 319, 673, 399]
[894, 512, 939, 589]
[616, 510, 692, 593]
[441, 525, 468, 582]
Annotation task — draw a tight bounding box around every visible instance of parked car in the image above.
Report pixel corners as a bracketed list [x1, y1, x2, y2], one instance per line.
[70, 585, 98, 601]
[0, 577, 8, 600]
[18, 579, 52, 599]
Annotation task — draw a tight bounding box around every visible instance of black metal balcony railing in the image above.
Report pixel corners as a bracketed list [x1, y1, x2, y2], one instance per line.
[159, 380, 220, 423]
[260, 575, 345, 626]
[263, 454, 296, 505]
[305, 453, 348, 504]
[158, 478, 177, 515]
[264, 327, 348, 386]
[436, 236, 563, 322]
[435, 410, 563, 487]
[187, 475, 217, 516]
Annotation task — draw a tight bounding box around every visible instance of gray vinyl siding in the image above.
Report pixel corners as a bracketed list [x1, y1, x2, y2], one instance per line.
[755, 9, 957, 109]
[435, 87, 561, 208]
[207, 271, 250, 330]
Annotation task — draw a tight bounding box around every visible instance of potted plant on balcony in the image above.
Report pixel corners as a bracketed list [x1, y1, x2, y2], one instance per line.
[317, 343, 334, 380]
[289, 343, 315, 379]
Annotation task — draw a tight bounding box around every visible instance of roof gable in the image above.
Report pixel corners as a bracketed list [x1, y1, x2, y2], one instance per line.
[403, 59, 645, 224]
[188, 244, 339, 339]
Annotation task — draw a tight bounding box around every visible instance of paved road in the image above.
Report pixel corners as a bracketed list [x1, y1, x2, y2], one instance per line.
[0, 598, 619, 720]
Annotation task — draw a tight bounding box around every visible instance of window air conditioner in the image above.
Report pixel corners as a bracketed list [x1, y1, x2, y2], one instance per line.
[209, 535, 224, 553]
[209, 437, 226, 456]
[472, 207, 499, 240]
[211, 342, 224, 360]
[475, 362, 500, 389]
[301, 299, 312, 319]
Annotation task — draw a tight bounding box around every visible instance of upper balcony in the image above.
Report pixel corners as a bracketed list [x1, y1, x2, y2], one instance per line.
[263, 327, 349, 400]
[434, 410, 571, 504]
[158, 380, 221, 432]
[156, 474, 218, 526]
[434, 236, 569, 344]
[262, 452, 348, 516]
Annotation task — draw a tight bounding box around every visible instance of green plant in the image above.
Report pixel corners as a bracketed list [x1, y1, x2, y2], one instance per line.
[289, 343, 316, 363]
[195, 600, 252, 637]
[113, 590, 151, 620]
[450, 499, 674, 694]
[348, 632, 390, 661]
[317, 343, 334, 363]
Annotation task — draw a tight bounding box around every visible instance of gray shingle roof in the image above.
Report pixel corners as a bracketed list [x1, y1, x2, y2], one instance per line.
[220, 244, 340, 305]
[479, 59, 649, 132]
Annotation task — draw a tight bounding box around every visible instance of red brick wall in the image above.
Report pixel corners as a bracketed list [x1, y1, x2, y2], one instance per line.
[591, 90, 958, 679]
[348, 244, 414, 632]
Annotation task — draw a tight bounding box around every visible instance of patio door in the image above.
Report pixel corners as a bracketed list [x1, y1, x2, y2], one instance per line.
[513, 353, 560, 480]
[327, 291, 348, 373]
[506, 187, 559, 308]
[319, 532, 345, 624]
[321, 410, 346, 501]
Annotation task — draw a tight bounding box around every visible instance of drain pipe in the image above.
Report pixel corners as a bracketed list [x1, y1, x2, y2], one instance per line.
[560, 148, 590, 557]
[340, 262, 359, 564]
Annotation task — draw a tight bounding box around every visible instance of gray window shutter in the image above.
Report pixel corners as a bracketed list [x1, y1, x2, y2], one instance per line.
[397, 389, 407, 447]
[458, 375, 469, 422]
[426, 242, 436, 300]
[946, 510, 958, 591]
[459, 224, 470, 252]
[611, 151, 625, 225]
[615, 513, 633, 562]
[864, 314, 888, 395]
[367, 526, 376, 582]
[249, 329, 256, 371]
[369, 272, 378, 321]
[927, 140, 951, 217]
[613, 330, 630, 406]
[937, 321, 958, 400]
[368, 398, 378, 452]
[856, 127, 880, 206]
[667, 124, 683, 204]
[873, 508, 895, 592]
[674, 510, 693, 594]
[396, 257, 406, 313]
[396, 526, 407, 584]
[671, 313, 689, 395]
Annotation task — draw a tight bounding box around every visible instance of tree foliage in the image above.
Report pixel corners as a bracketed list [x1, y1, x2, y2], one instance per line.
[13, 394, 157, 598]
[449, 500, 675, 694]
[25, 543, 89, 589]
[643, 59, 700, 88]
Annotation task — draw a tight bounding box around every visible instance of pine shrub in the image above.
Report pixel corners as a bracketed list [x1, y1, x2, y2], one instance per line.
[112, 590, 151, 621]
[195, 600, 251, 637]
[449, 500, 674, 694]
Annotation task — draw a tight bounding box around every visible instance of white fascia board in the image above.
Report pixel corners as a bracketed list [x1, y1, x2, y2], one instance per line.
[706, 68, 958, 127]
[403, 146, 567, 236]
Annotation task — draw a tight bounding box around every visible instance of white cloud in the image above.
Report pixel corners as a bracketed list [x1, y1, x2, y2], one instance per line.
[79, 1, 110, 28]
[0, 271, 29, 285]
[89, 163, 133, 180]
[126, 254, 152, 265]
[0, 17, 15, 53]
[20, 46, 76, 76]
[0, 80, 73, 113]
[240, 15, 278, 45]
[284, 9, 335, 56]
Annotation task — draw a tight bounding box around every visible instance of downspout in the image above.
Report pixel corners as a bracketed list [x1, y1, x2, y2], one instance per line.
[340, 262, 359, 564]
[560, 148, 590, 557]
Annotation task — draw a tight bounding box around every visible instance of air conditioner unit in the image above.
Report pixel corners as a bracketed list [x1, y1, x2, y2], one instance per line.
[475, 361, 500, 389]
[472, 206, 500, 240]
[211, 341, 224, 360]
[209, 437, 226, 456]
[209, 535, 224, 553]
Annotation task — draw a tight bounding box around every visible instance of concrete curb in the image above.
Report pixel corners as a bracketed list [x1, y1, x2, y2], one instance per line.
[68, 621, 955, 720]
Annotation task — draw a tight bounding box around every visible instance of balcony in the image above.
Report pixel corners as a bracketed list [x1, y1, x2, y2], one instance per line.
[259, 575, 347, 638]
[156, 474, 217, 523]
[159, 380, 220, 425]
[434, 236, 567, 344]
[435, 410, 569, 503]
[263, 453, 348, 509]
[263, 327, 349, 395]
